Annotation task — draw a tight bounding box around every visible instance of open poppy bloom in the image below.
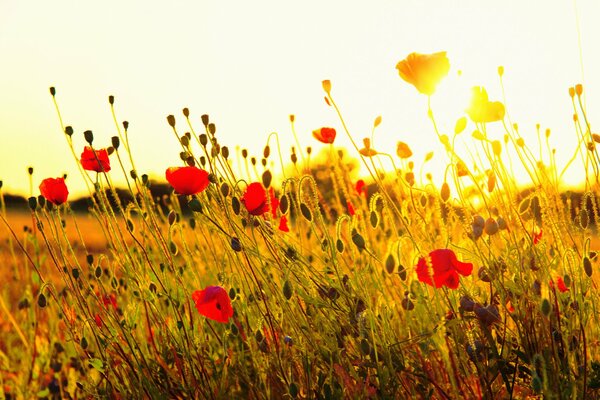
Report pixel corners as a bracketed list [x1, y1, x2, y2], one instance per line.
[396, 51, 450, 96]
[269, 187, 279, 218]
[396, 141, 413, 159]
[278, 215, 289, 232]
[416, 248, 473, 289]
[192, 286, 233, 323]
[39, 177, 69, 205]
[312, 127, 336, 144]
[80, 146, 111, 172]
[355, 179, 366, 196]
[550, 277, 569, 293]
[466, 87, 505, 123]
[242, 182, 269, 216]
[165, 166, 210, 195]
[359, 138, 377, 157]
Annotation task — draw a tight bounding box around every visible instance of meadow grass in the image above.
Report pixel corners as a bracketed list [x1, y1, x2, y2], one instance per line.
[1, 57, 600, 399]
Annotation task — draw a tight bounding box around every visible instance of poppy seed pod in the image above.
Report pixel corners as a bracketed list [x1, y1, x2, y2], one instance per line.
[182, 107, 189, 117]
[166, 115, 176, 127]
[83, 130, 94, 144]
[108, 95, 114, 105]
[65, 126, 74, 136]
[208, 123, 216, 135]
[111, 136, 120, 149]
[201, 114, 209, 126]
[221, 146, 229, 159]
[122, 121, 129, 130]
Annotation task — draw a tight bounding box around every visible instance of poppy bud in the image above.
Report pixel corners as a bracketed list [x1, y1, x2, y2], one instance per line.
[122, 120, 129, 130]
[541, 298, 551, 317]
[201, 114, 209, 126]
[168, 210, 177, 226]
[28, 196, 37, 211]
[199, 156, 206, 167]
[575, 84, 583, 97]
[130, 170, 137, 179]
[484, 217, 499, 235]
[369, 211, 378, 228]
[262, 170, 272, 188]
[28, 166, 34, 175]
[385, 254, 395, 274]
[300, 203, 312, 221]
[83, 130, 94, 144]
[279, 194, 289, 214]
[440, 182, 450, 202]
[180, 135, 189, 147]
[291, 153, 297, 164]
[208, 123, 216, 135]
[584, 256, 592, 277]
[65, 126, 74, 136]
[231, 197, 241, 215]
[49, 86, 56, 96]
[166, 115, 176, 127]
[37, 195, 46, 209]
[230, 237, 242, 252]
[108, 95, 114, 105]
[569, 87, 575, 98]
[221, 146, 229, 159]
[306, 146, 312, 155]
[322, 80, 331, 94]
[111, 136, 120, 149]
[351, 231, 365, 251]
[474, 304, 500, 325]
[220, 182, 230, 197]
[37, 293, 47, 308]
[263, 145, 270, 159]
[336, 239, 344, 253]
[289, 114, 295, 123]
[283, 280, 293, 300]
[497, 66, 504, 77]
[241, 149, 248, 158]
[580, 209, 589, 229]
[182, 107, 189, 117]
[478, 267, 491, 282]
[208, 173, 217, 184]
[497, 217, 507, 230]
[401, 297, 414, 311]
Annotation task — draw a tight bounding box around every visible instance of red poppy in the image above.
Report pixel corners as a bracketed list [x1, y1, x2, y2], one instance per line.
[550, 277, 569, 293]
[192, 286, 233, 323]
[80, 146, 111, 172]
[533, 229, 543, 245]
[102, 294, 117, 310]
[415, 248, 473, 289]
[278, 215, 289, 232]
[312, 127, 336, 144]
[355, 179, 366, 196]
[269, 187, 279, 218]
[94, 314, 103, 328]
[165, 166, 210, 195]
[39, 177, 69, 205]
[241, 182, 269, 216]
[347, 200, 355, 217]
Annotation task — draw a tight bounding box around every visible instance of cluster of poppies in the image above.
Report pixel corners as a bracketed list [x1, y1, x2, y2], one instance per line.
[39, 146, 113, 206]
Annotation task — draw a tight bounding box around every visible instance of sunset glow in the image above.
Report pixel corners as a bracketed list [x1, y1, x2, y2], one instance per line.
[0, 1, 599, 197]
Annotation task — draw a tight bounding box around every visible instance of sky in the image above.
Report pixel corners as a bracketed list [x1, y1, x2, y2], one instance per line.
[0, 0, 599, 198]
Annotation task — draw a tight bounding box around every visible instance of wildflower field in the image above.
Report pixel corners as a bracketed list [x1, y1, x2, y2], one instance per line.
[2, 51, 600, 399]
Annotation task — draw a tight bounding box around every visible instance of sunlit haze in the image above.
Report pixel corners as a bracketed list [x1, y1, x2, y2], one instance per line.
[1, 1, 599, 198]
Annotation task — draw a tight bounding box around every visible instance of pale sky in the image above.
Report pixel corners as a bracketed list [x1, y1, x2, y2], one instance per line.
[1, 1, 599, 198]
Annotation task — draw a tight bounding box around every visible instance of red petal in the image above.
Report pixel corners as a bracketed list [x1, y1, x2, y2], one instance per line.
[192, 286, 233, 323]
[415, 257, 434, 286]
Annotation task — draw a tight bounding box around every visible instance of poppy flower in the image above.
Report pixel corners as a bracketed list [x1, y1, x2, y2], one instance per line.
[396, 51, 450, 96]
[165, 166, 210, 195]
[269, 187, 279, 218]
[533, 229, 543, 245]
[359, 138, 377, 157]
[102, 294, 117, 310]
[396, 141, 413, 159]
[192, 286, 233, 323]
[415, 248, 473, 289]
[39, 177, 69, 205]
[355, 179, 366, 196]
[278, 215, 289, 232]
[80, 146, 111, 172]
[550, 277, 569, 293]
[347, 200, 355, 217]
[312, 127, 336, 144]
[94, 314, 103, 328]
[242, 182, 269, 216]
[466, 87, 505, 123]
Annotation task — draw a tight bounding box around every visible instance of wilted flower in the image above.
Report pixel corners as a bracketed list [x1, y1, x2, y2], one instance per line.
[396, 51, 450, 95]
[359, 138, 377, 157]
